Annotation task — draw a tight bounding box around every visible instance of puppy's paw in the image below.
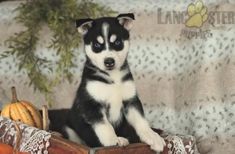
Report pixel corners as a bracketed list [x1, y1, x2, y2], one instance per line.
[140, 129, 165, 152]
[117, 136, 129, 146]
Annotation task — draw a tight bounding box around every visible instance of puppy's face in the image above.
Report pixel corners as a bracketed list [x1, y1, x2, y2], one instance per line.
[76, 14, 134, 71]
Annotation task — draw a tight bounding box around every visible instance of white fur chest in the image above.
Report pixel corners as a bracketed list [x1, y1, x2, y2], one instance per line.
[86, 70, 136, 124]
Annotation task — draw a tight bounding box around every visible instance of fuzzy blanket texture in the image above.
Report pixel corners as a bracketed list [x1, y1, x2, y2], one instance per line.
[0, 0, 235, 153]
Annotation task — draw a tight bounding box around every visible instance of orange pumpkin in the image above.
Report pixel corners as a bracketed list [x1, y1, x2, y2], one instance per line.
[1, 87, 42, 129]
[0, 143, 13, 154]
[0, 144, 29, 154]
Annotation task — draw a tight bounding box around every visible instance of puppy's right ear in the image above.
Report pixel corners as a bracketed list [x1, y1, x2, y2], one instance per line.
[76, 18, 93, 35]
[117, 13, 135, 31]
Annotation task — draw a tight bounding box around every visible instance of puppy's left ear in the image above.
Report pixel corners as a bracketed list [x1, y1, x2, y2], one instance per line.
[117, 13, 135, 31]
[76, 18, 93, 35]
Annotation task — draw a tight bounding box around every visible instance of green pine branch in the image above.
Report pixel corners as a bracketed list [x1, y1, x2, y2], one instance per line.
[1, 0, 116, 106]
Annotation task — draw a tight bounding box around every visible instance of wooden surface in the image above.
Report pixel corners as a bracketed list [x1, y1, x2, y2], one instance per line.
[49, 135, 89, 154]
[94, 143, 155, 154]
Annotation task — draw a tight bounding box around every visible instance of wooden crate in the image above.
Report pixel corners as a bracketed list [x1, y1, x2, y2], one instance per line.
[48, 135, 156, 154]
[48, 135, 89, 154]
[0, 134, 156, 154]
[92, 143, 155, 154]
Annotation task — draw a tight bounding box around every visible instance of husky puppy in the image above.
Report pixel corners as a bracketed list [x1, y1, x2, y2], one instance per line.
[65, 13, 165, 152]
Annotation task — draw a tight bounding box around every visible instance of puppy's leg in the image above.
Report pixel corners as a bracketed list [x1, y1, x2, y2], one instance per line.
[93, 116, 129, 147]
[124, 99, 165, 152]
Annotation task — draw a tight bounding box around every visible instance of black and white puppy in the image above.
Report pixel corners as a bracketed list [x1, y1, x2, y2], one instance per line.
[65, 13, 165, 152]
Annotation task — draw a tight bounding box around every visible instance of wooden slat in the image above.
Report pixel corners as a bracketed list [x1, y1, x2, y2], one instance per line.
[48, 135, 90, 154]
[94, 143, 155, 154]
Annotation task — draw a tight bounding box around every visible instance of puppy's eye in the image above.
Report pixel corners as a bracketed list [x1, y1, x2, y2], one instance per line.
[92, 42, 103, 53]
[111, 40, 123, 51]
[94, 43, 101, 48]
[114, 40, 121, 46]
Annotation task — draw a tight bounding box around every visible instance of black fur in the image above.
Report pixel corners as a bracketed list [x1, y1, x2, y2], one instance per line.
[122, 72, 133, 82]
[76, 18, 93, 28]
[117, 13, 135, 20]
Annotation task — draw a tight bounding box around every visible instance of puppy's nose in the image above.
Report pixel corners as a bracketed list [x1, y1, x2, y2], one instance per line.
[104, 58, 115, 68]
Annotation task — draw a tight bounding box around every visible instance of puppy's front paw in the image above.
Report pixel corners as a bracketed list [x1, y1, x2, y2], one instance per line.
[140, 129, 165, 152]
[117, 137, 129, 146]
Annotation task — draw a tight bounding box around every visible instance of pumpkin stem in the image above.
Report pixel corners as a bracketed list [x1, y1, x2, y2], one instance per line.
[11, 87, 19, 103]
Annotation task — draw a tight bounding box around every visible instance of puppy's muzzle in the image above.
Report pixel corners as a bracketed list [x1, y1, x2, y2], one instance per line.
[104, 58, 115, 70]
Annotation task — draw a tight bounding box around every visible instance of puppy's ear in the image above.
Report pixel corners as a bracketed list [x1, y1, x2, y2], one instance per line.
[117, 13, 135, 31]
[76, 18, 93, 35]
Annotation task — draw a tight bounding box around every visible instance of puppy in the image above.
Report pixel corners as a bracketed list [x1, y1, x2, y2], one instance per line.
[64, 13, 165, 152]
